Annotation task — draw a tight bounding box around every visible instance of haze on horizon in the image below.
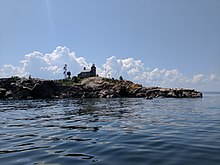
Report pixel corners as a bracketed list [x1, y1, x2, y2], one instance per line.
[0, 0, 220, 91]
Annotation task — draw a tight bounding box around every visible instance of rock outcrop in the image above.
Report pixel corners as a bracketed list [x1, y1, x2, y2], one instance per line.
[0, 76, 202, 99]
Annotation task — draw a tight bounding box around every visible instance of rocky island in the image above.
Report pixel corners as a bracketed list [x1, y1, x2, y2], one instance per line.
[0, 76, 202, 99]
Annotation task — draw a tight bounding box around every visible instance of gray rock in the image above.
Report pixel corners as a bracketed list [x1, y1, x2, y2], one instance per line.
[16, 88, 32, 99]
[145, 96, 153, 99]
[31, 83, 53, 99]
[0, 88, 6, 99]
[5, 90, 13, 98]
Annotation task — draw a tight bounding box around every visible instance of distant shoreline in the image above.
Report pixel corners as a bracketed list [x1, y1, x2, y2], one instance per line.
[202, 91, 220, 94]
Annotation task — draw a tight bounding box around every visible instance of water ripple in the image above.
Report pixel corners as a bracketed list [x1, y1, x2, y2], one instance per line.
[0, 96, 220, 164]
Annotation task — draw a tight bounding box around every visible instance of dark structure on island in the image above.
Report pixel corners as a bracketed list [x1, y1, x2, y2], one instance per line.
[78, 64, 96, 79]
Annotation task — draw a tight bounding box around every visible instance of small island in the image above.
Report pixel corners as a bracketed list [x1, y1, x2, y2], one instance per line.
[0, 76, 202, 100]
[0, 64, 202, 99]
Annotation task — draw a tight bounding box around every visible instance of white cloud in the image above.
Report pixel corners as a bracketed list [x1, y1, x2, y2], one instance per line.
[0, 64, 26, 77]
[0, 46, 219, 91]
[0, 46, 89, 79]
[99, 55, 220, 91]
[99, 56, 145, 79]
[192, 74, 204, 84]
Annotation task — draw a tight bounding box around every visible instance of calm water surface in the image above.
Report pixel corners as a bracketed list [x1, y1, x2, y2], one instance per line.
[0, 94, 220, 165]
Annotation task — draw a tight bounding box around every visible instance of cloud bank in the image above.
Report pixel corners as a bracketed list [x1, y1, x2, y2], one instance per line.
[0, 46, 88, 79]
[0, 46, 219, 91]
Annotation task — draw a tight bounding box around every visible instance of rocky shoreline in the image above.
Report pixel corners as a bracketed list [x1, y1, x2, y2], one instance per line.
[0, 76, 202, 99]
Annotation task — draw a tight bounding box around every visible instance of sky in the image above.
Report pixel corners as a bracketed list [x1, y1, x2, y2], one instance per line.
[0, 0, 220, 91]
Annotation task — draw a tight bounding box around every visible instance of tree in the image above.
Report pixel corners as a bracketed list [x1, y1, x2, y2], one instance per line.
[119, 76, 123, 81]
[67, 71, 71, 79]
[63, 64, 67, 79]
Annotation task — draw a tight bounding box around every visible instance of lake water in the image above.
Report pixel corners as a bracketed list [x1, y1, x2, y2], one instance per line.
[0, 94, 220, 165]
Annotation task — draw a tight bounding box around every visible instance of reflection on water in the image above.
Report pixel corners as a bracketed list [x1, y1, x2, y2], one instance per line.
[0, 95, 220, 165]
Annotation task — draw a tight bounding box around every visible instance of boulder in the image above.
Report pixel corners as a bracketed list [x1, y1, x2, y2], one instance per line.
[31, 83, 54, 99]
[15, 87, 32, 99]
[119, 85, 129, 97]
[0, 88, 6, 99]
[99, 89, 109, 98]
[5, 90, 13, 98]
[145, 95, 153, 99]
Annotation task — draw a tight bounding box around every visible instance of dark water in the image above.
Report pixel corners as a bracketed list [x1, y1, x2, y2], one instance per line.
[0, 94, 220, 165]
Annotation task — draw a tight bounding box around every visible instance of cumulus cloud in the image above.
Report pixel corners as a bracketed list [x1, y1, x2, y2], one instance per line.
[99, 56, 145, 79]
[0, 46, 89, 79]
[99, 56, 220, 91]
[192, 74, 204, 84]
[0, 64, 26, 77]
[0, 46, 219, 91]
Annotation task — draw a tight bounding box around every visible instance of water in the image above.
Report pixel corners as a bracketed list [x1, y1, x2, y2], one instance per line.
[0, 94, 220, 165]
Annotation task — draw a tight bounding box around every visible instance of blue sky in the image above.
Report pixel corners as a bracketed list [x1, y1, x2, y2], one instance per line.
[0, 0, 220, 91]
